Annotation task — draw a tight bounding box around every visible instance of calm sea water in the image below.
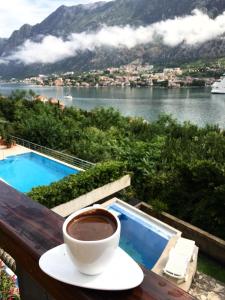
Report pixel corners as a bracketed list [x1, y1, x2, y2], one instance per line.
[0, 83, 225, 127]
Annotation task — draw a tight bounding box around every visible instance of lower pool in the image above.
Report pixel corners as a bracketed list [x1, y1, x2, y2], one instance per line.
[109, 202, 175, 269]
[0, 152, 79, 193]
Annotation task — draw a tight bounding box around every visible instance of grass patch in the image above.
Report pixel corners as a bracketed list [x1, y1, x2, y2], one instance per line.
[197, 252, 225, 283]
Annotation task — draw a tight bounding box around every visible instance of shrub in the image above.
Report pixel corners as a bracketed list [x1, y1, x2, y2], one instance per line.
[28, 161, 127, 208]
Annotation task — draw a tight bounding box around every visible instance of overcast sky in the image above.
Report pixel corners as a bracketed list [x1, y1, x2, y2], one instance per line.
[0, 0, 111, 38]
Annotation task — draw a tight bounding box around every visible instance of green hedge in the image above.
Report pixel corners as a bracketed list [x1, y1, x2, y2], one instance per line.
[28, 161, 127, 208]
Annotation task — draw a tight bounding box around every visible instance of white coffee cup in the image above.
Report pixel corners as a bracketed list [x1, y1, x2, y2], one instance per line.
[62, 206, 121, 275]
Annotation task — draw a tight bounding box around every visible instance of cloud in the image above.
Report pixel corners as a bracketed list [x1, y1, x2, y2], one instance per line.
[0, 58, 8, 65]
[153, 9, 225, 46]
[3, 9, 225, 65]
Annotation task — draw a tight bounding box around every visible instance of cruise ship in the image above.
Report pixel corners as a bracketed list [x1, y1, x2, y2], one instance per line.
[211, 74, 225, 94]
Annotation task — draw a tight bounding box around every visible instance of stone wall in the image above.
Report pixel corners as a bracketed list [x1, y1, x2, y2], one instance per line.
[136, 202, 225, 266]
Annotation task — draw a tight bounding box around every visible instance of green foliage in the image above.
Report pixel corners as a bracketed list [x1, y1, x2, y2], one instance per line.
[198, 253, 225, 283]
[151, 199, 168, 213]
[28, 161, 126, 208]
[143, 160, 225, 238]
[1, 94, 225, 239]
[182, 57, 225, 78]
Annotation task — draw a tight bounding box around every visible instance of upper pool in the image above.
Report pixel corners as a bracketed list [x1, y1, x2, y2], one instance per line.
[0, 152, 79, 193]
[108, 202, 177, 269]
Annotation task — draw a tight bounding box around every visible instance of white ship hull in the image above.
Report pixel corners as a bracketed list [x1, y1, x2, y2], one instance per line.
[211, 76, 225, 94]
[211, 89, 225, 94]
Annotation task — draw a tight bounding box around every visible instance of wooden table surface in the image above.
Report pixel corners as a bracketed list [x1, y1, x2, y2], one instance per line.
[0, 181, 196, 300]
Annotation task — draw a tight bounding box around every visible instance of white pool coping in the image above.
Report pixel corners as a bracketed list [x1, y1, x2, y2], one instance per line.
[0, 144, 83, 171]
[103, 198, 181, 238]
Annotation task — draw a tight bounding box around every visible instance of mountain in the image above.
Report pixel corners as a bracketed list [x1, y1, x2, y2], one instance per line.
[1, 0, 225, 78]
[0, 38, 7, 49]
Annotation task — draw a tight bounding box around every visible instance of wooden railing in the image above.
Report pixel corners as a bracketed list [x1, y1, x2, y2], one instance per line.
[0, 181, 196, 300]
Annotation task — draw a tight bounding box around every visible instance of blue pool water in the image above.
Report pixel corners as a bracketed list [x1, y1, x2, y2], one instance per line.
[109, 203, 172, 269]
[0, 152, 79, 193]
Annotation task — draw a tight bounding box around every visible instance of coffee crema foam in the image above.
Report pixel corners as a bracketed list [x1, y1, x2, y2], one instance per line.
[67, 209, 117, 241]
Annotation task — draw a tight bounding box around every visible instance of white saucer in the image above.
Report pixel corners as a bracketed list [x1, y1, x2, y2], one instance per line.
[39, 244, 144, 290]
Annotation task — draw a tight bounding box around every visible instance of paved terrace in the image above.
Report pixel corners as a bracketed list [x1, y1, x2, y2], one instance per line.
[189, 271, 225, 300]
[0, 144, 31, 160]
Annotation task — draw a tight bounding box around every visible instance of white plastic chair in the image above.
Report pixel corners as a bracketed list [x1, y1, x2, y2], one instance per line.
[163, 249, 189, 281]
[163, 237, 196, 282]
[173, 237, 195, 262]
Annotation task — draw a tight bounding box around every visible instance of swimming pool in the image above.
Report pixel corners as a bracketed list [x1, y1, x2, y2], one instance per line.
[108, 202, 177, 269]
[0, 152, 79, 193]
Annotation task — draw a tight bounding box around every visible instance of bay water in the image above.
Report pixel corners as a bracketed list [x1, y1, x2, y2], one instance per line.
[0, 83, 225, 128]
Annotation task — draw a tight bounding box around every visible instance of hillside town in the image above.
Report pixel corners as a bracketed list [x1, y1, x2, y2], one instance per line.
[20, 63, 217, 89]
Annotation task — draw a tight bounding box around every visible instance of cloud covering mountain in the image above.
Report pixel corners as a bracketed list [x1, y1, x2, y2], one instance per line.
[1, 0, 225, 78]
[4, 9, 225, 65]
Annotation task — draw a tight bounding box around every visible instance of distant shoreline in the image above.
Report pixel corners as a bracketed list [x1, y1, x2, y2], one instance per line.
[0, 82, 211, 90]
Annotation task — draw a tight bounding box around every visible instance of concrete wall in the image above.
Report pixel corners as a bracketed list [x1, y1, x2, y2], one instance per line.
[136, 202, 225, 266]
[52, 175, 130, 217]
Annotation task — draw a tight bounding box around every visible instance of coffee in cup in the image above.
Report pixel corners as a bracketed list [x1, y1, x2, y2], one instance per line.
[67, 208, 117, 241]
[63, 206, 120, 275]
